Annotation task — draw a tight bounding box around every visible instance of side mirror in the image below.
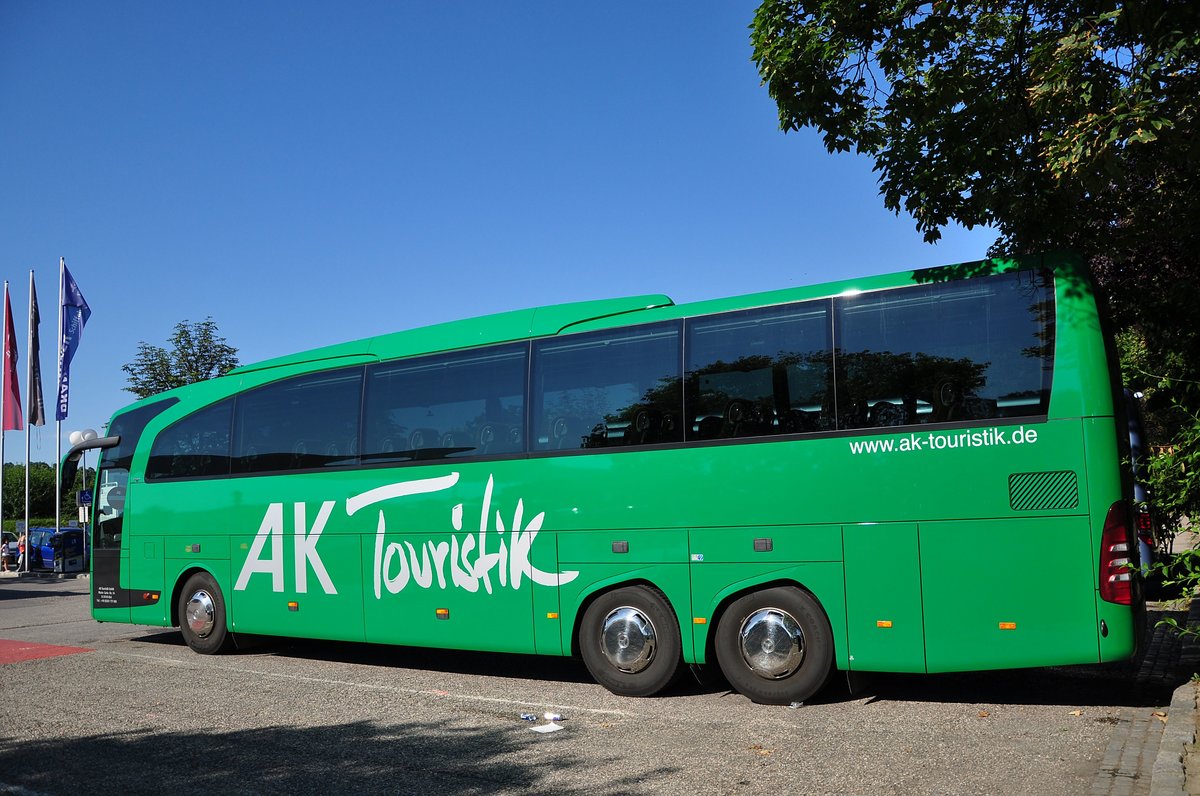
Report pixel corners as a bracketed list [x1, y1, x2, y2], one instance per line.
[60, 435, 120, 494]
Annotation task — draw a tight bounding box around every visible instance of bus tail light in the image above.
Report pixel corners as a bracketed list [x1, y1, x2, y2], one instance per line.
[1099, 502, 1133, 605]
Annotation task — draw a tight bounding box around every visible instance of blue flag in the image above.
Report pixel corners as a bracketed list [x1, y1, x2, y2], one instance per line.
[56, 262, 91, 422]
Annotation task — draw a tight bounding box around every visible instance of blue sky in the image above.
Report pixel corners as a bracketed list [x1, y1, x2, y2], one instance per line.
[1, 2, 996, 463]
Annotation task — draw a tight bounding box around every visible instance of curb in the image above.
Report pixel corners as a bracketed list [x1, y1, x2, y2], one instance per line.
[1150, 681, 1196, 796]
[1148, 593, 1200, 796]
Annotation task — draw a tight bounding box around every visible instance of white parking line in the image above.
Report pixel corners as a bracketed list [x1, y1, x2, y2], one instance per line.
[108, 650, 635, 718]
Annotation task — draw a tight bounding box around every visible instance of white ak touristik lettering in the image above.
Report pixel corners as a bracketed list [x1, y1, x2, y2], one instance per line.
[234, 473, 579, 597]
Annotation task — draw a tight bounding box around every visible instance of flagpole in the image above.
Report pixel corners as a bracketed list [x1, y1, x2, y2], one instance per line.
[56, 257, 64, 537]
[24, 270, 34, 574]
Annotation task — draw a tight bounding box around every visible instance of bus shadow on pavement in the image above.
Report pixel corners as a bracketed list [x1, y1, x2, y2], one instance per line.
[845, 605, 1194, 710]
[127, 602, 1194, 708]
[129, 628, 731, 696]
[847, 664, 1174, 710]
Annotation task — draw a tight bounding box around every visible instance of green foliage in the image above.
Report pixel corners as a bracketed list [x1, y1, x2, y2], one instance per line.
[1146, 391, 1200, 536]
[1, 461, 95, 522]
[1117, 327, 1200, 559]
[752, 1, 1200, 547]
[1, 519, 61, 533]
[750, 1, 1200, 253]
[122, 318, 240, 400]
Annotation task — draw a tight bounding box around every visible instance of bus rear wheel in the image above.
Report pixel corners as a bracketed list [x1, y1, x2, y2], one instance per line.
[179, 572, 233, 654]
[714, 586, 832, 705]
[579, 585, 682, 697]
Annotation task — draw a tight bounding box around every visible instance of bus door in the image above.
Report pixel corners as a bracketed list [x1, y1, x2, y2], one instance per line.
[92, 460, 134, 621]
[91, 400, 178, 622]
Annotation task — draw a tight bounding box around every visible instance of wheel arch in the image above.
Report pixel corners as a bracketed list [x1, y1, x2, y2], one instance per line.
[703, 576, 840, 670]
[170, 565, 220, 628]
[568, 577, 678, 658]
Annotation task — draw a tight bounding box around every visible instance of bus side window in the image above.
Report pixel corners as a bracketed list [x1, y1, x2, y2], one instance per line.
[685, 300, 832, 441]
[231, 368, 362, 475]
[147, 400, 233, 480]
[835, 271, 1054, 430]
[363, 344, 527, 463]
[531, 322, 682, 451]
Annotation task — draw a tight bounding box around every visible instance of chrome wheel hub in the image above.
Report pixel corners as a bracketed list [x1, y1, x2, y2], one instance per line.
[739, 608, 804, 679]
[185, 589, 216, 638]
[600, 606, 657, 673]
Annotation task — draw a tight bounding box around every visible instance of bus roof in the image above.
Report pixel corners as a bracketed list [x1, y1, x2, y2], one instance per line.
[230, 293, 675, 376]
[122, 251, 1084, 412]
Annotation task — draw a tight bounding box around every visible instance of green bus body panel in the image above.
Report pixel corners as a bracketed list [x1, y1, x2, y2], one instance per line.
[111, 418, 1114, 671]
[128, 533, 166, 625]
[844, 523, 926, 673]
[87, 252, 1138, 681]
[689, 526, 841, 564]
[363, 529, 525, 651]
[238, 533, 366, 643]
[920, 517, 1098, 672]
[1047, 263, 1114, 421]
[557, 530, 689, 564]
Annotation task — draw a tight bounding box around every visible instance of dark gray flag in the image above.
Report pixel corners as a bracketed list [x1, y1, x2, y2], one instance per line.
[27, 276, 45, 427]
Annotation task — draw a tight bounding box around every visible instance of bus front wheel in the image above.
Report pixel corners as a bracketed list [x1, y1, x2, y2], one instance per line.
[579, 585, 682, 697]
[179, 572, 233, 654]
[714, 586, 832, 705]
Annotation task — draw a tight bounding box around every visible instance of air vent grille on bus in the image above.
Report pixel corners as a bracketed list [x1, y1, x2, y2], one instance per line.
[1008, 471, 1079, 511]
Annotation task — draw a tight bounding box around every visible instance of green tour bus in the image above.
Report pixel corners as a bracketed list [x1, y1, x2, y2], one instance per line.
[64, 252, 1141, 704]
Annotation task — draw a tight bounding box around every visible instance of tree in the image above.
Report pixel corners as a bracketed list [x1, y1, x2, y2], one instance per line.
[751, 1, 1198, 249]
[1, 461, 94, 523]
[122, 318, 240, 399]
[751, 0, 1200, 533]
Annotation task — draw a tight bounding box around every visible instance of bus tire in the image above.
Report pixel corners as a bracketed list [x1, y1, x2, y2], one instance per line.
[714, 586, 833, 705]
[179, 572, 233, 654]
[578, 585, 682, 697]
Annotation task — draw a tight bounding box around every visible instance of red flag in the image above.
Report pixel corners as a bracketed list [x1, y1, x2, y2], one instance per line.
[2, 286, 23, 431]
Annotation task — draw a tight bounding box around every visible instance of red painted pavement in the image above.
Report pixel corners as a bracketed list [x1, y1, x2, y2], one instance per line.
[0, 638, 93, 664]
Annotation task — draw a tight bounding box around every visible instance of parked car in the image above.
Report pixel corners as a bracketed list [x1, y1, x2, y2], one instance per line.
[26, 527, 86, 573]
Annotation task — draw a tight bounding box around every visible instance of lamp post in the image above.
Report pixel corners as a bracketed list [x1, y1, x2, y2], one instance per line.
[68, 429, 98, 572]
[68, 429, 98, 491]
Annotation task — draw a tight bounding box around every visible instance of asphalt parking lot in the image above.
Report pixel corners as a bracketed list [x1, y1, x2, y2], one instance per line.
[0, 576, 1181, 795]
